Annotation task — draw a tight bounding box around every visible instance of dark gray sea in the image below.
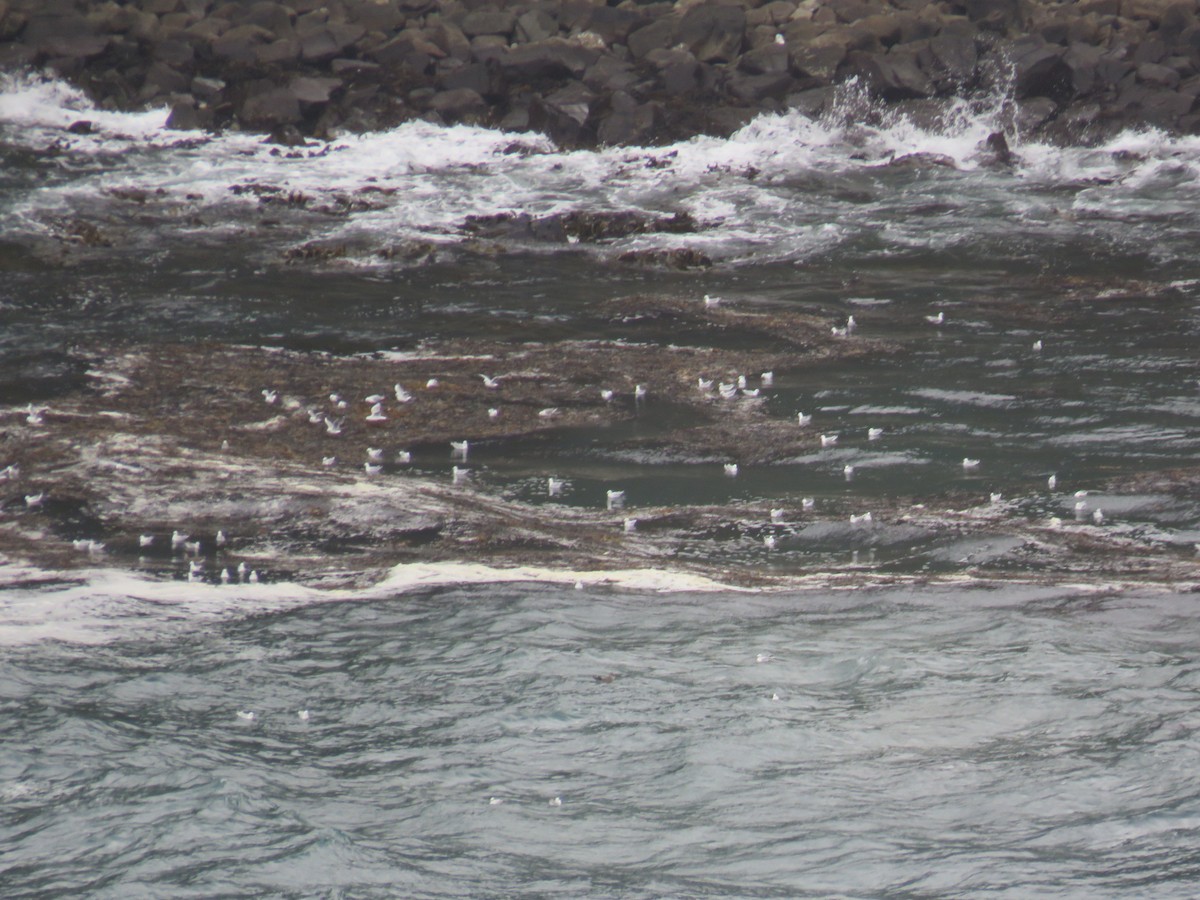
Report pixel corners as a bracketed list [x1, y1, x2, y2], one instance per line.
[2, 73, 1200, 896]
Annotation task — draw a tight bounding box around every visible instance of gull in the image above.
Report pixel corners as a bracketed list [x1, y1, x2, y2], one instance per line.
[850, 511, 873, 524]
[248, 570, 259, 583]
[396, 450, 412, 464]
[771, 692, 781, 701]
[737, 375, 747, 389]
[742, 388, 761, 398]
[844, 464, 855, 479]
[601, 388, 614, 401]
[868, 427, 883, 440]
[547, 477, 565, 496]
[237, 562, 247, 578]
[797, 412, 812, 426]
[139, 534, 154, 548]
[488, 797, 504, 806]
[171, 530, 188, 549]
[704, 293, 720, 308]
[962, 457, 980, 470]
[990, 492, 1002, 503]
[774, 32, 785, 44]
[450, 440, 469, 457]
[187, 570, 201, 583]
[322, 455, 336, 467]
[215, 530, 227, 548]
[425, 378, 439, 389]
[1074, 490, 1089, 498]
[336, 399, 348, 410]
[262, 389, 278, 404]
[26, 404, 45, 425]
[71, 539, 92, 551]
[189, 560, 203, 576]
[925, 312, 945, 325]
[364, 462, 382, 476]
[606, 489, 625, 510]
[756, 653, 775, 663]
[718, 383, 739, 400]
[324, 416, 343, 435]
[764, 534, 777, 550]
[1092, 508, 1105, 525]
[1033, 339, 1043, 351]
[1074, 499, 1088, 515]
[479, 374, 501, 389]
[698, 377, 713, 392]
[0, 463, 19, 480]
[452, 465, 469, 484]
[367, 447, 384, 460]
[802, 497, 815, 510]
[761, 371, 774, 386]
[298, 709, 310, 721]
[635, 384, 647, 400]
[369, 402, 384, 416]
[184, 540, 201, 555]
[1047, 474, 1057, 490]
[770, 508, 785, 522]
[329, 393, 342, 404]
[365, 408, 388, 424]
[220, 568, 231, 584]
[488, 408, 500, 419]
[846, 315, 857, 332]
[831, 325, 848, 338]
[24, 492, 44, 508]
[724, 463, 738, 477]
[623, 517, 637, 533]
[307, 409, 324, 424]
[236, 710, 256, 722]
[1049, 517, 1063, 528]
[364, 393, 385, 405]
[820, 433, 838, 447]
[538, 407, 560, 419]
[549, 796, 563, 807]
[394, 384, 413, 403]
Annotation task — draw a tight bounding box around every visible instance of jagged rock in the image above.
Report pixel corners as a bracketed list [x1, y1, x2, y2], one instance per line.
[739, 44, 789, 76]
[300, 22, 366, 62]
[1008, 37, 1073, 100]
[627, 17, 677, 60]
[678, 4, 746, 64]
[585, 6, 647, 43]
[844, 48, 933, 99]
[239, 82, 302, 126]
[500, 37, 598, 80]
[515, 8, 557, 44]
[165, 100, 202, 130]
[788, 33, 849, 82]
[429, 87, 487, 120]
[290, 75, 341, 104]
[212, 24, 274, 62]
[461, 9, 515, 39]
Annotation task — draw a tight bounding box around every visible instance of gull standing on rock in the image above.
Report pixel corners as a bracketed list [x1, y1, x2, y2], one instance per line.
[821, 434, 838, 447]
[925, 312, 945, 325]
[606, 489, 625, 510]
[797, 412, 812, 426]
[394, 383, 413, 403]
[547, 477, 565, 496]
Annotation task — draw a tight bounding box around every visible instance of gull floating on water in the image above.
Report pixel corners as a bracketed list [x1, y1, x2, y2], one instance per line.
[761, 371, 774, 386]
[635, 384, 647, 400]
[962, 457, 980, 470]
[547, 477, 565, 496]
[1092, 508, 1105, 525]
[479, 374, 501, 389]
[297, 709, 310, 721]
[844, 464, 855, 479]
[797, 412, 812, 426]
[488, 408, 500, 419]
[25, 404, 45, 425]
[990, 492, 1003, 503]
[850, 511, 873, 524]
[538, 407, 560, 419]
[820, 434, 838, 447]
[756, 653, 775, 663]
[452, 465, 469, 484]
[1047, 474, 1057, 490]
[704, 294, 720, 308]
[216, 529, 227, 547]
[549, 796, 563, 807]
[396, 450, 412, 464]
[624, 517, 637, 533]
[724, 463, 739, 477]
[322, 455, 336, 467]
[171, 530, 188, 549]
[367, 447, 384, 461]
[925, 312, 945, 325]
[24, 492, 44, 508]
[139, 534, 154, 548]
[1074, 490, 1089, 498]
[1033, 339, 1043, 351]
[802, 497, 815, 510]
[488, 796, 504, 805]
[450, 440, 469, 458]
[606, 489, 625, 510]
[742, 388, 761, 398]
[737, 375, 748, 389]
[763, 535, 777, 550]
[846, 315, 857, 332]
[718, 383, 739, 400]
[262, 389, 278, 405]
[364, 462, 382, 476]
[236, 710, 256, 722]
[868, 427, 883, 440]
[600, 389, 614, 401]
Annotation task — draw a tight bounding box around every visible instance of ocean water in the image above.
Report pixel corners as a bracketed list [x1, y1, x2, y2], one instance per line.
[2, 71, 1200, 895]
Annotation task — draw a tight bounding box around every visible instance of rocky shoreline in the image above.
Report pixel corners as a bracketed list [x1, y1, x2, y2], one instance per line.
[3, 0, 1200, 148]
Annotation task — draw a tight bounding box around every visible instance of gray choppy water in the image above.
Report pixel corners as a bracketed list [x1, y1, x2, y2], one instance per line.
[4, 74, 1200, 895]
[5, 582, 1200, 897]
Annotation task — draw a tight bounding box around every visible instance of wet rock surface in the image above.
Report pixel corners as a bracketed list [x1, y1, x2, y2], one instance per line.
[2, 293, 1197, 591]
[3, 1, 1200, 148]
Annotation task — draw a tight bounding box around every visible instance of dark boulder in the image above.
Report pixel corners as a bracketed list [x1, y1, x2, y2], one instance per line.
[678, 4, 746, 64]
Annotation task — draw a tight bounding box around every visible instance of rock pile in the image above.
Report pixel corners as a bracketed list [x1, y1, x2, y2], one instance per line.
[3, 0, 1200, 146]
